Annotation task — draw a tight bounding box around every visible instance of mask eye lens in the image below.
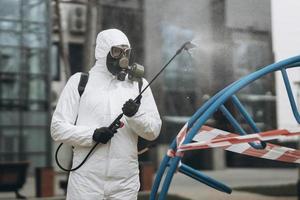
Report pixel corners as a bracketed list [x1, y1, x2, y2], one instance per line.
[111, 47, 122, 58]
[110, 46, 131, 59]
[124, 49, 131, 57]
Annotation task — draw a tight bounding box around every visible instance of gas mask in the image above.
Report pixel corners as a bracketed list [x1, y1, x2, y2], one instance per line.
[106, 45, 144, 81]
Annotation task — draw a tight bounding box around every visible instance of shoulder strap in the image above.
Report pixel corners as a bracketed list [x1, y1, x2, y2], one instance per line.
[74, 72, 89, 126]
[78, 72, 89, 97]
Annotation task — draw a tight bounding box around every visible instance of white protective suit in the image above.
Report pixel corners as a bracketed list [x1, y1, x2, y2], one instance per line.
[51, 29, 162, 200]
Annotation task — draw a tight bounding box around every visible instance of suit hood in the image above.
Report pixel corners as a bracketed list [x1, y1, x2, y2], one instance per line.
[90, 29, 130, 73]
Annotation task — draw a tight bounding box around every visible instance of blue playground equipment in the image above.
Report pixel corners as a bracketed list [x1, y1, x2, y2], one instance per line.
[150, 55, 300, 199]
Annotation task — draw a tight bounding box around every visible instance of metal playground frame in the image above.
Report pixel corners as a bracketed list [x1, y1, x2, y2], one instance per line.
[150, 55, 300, 199]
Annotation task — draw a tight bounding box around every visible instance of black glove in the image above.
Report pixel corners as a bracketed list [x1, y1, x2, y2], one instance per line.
[92, 127, 116, 144]
[122, 97, 141, 117]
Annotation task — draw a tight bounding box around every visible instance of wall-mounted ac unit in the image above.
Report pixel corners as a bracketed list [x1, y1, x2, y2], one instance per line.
[68, 5, 86, 34]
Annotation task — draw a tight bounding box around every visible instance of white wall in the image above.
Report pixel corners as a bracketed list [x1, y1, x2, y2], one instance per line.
[272, 0, 300, 129]
[226, 0, 271, 32]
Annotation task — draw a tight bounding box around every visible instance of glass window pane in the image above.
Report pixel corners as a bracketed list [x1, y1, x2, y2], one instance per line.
[0, 129, 19, 153]
[0, 111, 20, 126]
[23, 32, 47, 48]
[23, 128, 46, 152]
[232, 40, 273, 95]
[0, 32, 20, 46]
[23, 111, 47, 126]
[0, 153, 19, 162]
[164, 53, 196, 91]
[0, 75, 20, 99]
[25, 155, 46, 169]
[23, 22, 46, 33]
[28, 102, 47, 111]
[0, 47, 21, 73]
[161, 25, 195, 92]
[25, 49, 46, 74]
[0, 0, 20, 20]
[28, 78, 46, 100]
[0, 20, 21, 31]
[22, 0, 47, 22]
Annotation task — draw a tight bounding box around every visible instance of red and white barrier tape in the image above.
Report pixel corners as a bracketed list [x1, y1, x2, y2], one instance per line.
[169, 124, 300, 163]
[178, 128, 300, 151]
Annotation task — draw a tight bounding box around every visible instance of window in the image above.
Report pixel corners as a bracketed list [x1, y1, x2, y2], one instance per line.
[69, 43, 83, 74]
[51, 44, 60, 80]
[160, 25, 198, 143]
[0, 0, 51, 169]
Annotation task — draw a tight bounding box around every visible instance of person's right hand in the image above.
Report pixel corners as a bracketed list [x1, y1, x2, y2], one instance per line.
[92, 127, 116, 144]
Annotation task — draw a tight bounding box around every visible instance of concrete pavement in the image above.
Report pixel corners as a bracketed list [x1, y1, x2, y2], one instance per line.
[168, 168, 298, 200]
[0, 168, 298, 200]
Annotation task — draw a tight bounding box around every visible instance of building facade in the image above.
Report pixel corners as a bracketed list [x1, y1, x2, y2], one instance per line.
[0, 0, 281, 172]
[50, 0, 280, 170]
[144, 0, 277, 168]
[0, 0, 52, 170]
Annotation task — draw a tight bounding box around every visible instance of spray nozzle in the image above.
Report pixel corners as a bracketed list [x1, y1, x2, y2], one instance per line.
[176, 41, 197, 55]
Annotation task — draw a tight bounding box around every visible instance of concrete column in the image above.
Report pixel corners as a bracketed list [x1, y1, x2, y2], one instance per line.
[212, 149, 226, 170]
[83, 0, 99, 71]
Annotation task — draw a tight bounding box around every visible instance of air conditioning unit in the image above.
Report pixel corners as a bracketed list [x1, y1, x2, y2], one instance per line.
[68, 5, 86, 34]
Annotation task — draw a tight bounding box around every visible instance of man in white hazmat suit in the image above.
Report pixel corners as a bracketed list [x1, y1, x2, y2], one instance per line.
[51, 29, 162, 200]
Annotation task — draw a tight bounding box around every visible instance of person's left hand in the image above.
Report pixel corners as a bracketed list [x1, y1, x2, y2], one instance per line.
[122, 97, 141, 117]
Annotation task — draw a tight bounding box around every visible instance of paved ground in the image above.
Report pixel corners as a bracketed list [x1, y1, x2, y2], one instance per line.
[168, 168, 298, 200]
[0, 168, 298, 200]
